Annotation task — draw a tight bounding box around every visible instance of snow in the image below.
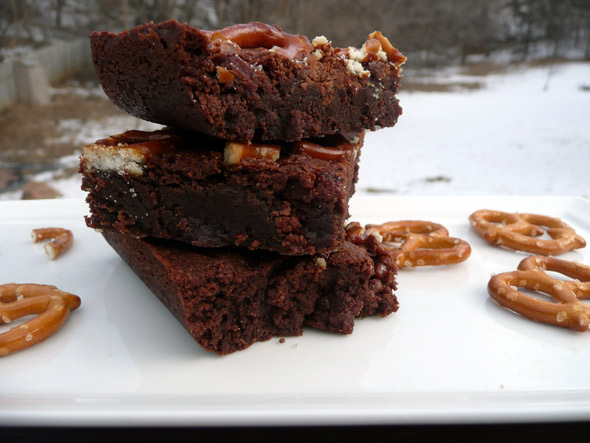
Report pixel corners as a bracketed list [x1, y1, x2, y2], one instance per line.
[3, 61, 590, 200]
[358, 61, 590, 198]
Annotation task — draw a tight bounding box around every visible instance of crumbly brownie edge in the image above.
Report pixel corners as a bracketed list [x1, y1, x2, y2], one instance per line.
[101, 230, 398, 355]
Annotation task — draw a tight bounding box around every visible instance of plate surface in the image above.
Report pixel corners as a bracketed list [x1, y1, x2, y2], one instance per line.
[1, 196, 589, 427]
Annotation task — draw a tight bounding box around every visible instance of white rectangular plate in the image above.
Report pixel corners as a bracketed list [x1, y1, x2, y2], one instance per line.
[1, 196, 589, 427]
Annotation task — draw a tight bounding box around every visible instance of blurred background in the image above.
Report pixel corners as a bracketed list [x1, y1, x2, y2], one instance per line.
[1, 0, 589, 200]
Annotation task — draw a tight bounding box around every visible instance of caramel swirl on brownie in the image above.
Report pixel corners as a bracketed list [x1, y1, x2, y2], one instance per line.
[207, 22, 312, 59]
[292, 137, 356, 161]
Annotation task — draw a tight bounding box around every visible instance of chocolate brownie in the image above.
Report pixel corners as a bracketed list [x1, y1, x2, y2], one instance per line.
[102, 223, 398, 355]
[80, 129, 362, 255]
[89, 20, 405, 142]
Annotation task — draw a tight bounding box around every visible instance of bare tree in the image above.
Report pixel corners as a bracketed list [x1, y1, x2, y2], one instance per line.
[2, 0, 589, 64]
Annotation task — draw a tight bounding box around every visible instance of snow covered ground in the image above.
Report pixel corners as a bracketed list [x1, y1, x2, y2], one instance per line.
[359, 61, 590, 198]
[5, 60, 590, 200]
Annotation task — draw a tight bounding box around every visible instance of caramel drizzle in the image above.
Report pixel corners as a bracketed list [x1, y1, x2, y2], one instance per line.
[223, 134, 358, 164]
[205, 22, 404, 67]
[292, 139, 355, 161]
[207, 22, 312, 59]
[93, 130, 182, 157]
[94, 129, 357, 165]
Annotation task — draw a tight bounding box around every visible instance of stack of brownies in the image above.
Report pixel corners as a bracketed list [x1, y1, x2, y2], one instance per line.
[80, 20, 405, 355]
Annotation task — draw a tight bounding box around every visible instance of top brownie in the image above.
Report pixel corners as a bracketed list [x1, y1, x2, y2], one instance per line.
[90, 20, 405, 142]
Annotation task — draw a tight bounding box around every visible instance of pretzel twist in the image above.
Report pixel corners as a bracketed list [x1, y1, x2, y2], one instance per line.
[488, 256, 590, 332]
[469, 210, 585, 255]
[31, 227, 73, 260]
[0, 283, 81, 356]
[365, 220, 471, 268]
[518, 255, 590, 299]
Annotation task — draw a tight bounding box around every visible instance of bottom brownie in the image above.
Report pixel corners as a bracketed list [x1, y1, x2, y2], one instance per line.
[102, 224, 398, 355]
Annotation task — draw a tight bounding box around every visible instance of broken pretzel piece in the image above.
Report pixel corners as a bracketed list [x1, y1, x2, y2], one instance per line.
[488, 256, 590, 332]
[223, 141, 281, 165]
[31, 227, 73, 260]
[365, 220, 471, 268]
[0, 283, 81, 356]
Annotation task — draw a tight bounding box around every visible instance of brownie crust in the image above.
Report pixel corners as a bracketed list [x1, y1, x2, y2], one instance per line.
[80, 129, 362, 255]
[90, 20, 404, 142]
[102, 226, 398, 355]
